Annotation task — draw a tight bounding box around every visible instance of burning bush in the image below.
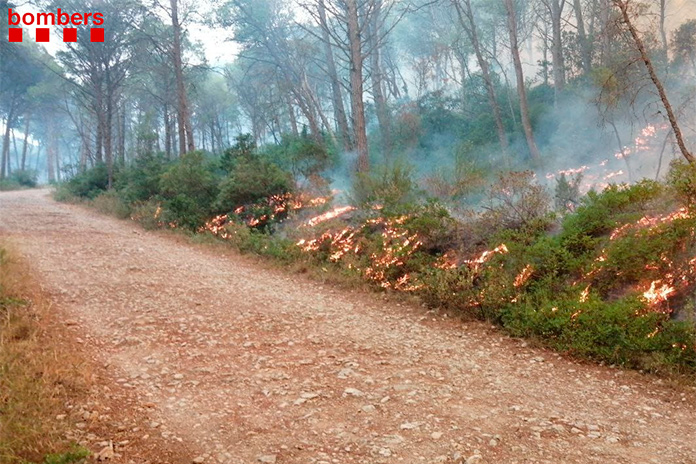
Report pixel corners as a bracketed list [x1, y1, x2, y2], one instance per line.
[216, 156, 295, 214]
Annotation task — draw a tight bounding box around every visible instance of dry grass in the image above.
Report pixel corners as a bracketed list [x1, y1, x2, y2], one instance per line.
[0, 243, 89, 463]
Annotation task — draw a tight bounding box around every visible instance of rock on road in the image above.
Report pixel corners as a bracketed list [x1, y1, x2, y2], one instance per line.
[1, 189, 695, 464]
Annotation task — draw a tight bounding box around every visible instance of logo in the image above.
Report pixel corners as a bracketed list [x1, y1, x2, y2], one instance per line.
[7, 8, 104, 43]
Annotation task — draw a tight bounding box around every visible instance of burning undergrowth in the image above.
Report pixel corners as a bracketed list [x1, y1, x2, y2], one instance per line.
[196, 173, 696, 374]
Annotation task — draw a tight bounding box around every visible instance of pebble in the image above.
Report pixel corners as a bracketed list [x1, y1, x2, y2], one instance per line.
[344, 388, 364, 397]
[192, 457, 205, 464]
[400, 421, 422, 430]
[257, 455, 277, 463]
[431, 432, 443, 440]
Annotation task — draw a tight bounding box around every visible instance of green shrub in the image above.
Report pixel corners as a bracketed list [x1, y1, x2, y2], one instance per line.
[667, 159, 696, 207]
[61, 164, 111, 199]
[116, 153, 169, 204]
[220, 134, 256, 173]
[43, 445, 90, 464]
[91, 191, 131, 219]
[0, 178, 22, 191]
[263, 133, 336, 179]
[554, 172, 582, 212]
[10, 169, 38, 188]
[560, 180, 664, 257]
[352, 162, 418, 208]
[216, 156, 295, 213]
[159, 151, 218, 229]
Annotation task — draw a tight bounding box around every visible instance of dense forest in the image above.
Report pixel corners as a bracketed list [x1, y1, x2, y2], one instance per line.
[2, 0, 696, 373]
[0, 0, 694, 188]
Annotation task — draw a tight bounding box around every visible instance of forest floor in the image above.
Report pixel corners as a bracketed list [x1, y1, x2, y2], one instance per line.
[1, 188, 696, 464]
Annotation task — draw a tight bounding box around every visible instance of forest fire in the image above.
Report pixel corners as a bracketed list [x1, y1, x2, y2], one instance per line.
[514, 264, 533, 287]
[305, 205, 357, 227]
[610, 208, 692, 241]
[464, 244, 509, 272]
[641, 280, 675, 308]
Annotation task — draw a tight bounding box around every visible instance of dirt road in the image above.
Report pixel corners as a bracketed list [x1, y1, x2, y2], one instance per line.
[1, 189, 695, 464]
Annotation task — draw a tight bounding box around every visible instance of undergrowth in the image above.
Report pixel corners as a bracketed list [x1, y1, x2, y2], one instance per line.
[56, 155, 696, 378]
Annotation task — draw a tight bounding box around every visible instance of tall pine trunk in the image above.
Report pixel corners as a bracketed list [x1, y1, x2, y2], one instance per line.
[346, 0, 369, 172]
[504, 0, 541, 161]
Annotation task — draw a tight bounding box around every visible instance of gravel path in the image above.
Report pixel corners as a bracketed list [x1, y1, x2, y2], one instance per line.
[1, 189, 695, 464]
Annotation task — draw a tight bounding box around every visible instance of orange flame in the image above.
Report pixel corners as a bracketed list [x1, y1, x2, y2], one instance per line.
[514, 264, 533, 287]
[642, 280, 675, 306]
[305, 205, 357, 227]
[465, 244, 509, 272]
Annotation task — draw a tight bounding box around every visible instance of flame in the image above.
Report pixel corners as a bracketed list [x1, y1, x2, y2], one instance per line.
[305, 205, 357, 227]
[514, 264, 533, 287]
[642, 280, 675, 306]
[579, 285, 590, 303]
[435, 251, 458, 270]
[464, 244, 509, 272]
[610, 208, 691, 242]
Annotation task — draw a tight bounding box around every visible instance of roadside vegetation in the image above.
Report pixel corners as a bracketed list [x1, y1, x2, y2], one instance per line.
[0, 169, 39, 192]
[0, 244, 89, 463]
[55, 135, 696, 377]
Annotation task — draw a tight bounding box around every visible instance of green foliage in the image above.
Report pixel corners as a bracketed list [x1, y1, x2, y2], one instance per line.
[560, 180, 663, 256]
[220, 134, 256, 173]
[215, 221, 302, 263]
[667, 159, 696, 207]
[116, 153, 169, 204]
[10, 169, 39, 188]
[263, 133, 336, 179]
[42, 446, 90, 464]
[352, 162, 418, 208]
[159, 151, 218, 229]
[60, 164, 111, 199]
[216, 156, 295, 213]
[0, 179, 22, 191]
[91, 191, 131, 219]
[554, 173, 583, 212]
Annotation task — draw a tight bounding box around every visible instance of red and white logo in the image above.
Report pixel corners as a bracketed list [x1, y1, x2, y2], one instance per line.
[7, 8, 105, 43]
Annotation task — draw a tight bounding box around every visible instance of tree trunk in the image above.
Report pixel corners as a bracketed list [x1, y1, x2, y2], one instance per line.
[287, 98, 299, 136]
[369, 0, 392, 161]
[613, 0, 694, 163]
[454, 0, 508, 152]
[21, 116, 29, 171]
[104, 69, 114, 188]
[573, 0, 592, 74]
[658, 0, 667, 52]
[550, 0, 566, 96]
[318, 0, 353, 150]
[504, 0, 541, 161]
[47, 120, 56, 183]
[1, 115, 10, 179]
[55, 137, 61, 182]
[346, 0, 369, 171]
[95, 85, 104, 163]
[600, 0, 611, 66]
[170, 0, 195, 155]
[118, 106, 126, 165]
[164, 104, 173, 159]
